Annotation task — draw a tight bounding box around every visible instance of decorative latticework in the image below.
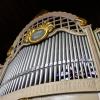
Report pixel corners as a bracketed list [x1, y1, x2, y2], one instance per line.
[0, 12, 99, 98]
[8, 12, 86, 60]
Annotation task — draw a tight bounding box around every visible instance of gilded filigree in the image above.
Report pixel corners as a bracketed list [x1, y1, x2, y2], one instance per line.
[23, 22, 54, 44]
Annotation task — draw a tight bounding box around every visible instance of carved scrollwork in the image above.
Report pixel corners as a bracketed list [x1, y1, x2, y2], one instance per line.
[23, 22, 54, 44]
[7, 46, 14, 57]
[75, 17, 87, 26]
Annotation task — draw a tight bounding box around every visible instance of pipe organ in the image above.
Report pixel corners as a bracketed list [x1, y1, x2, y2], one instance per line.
[0, 12, 100, 100]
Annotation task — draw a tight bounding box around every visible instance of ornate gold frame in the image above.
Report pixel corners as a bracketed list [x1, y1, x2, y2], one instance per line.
[24, 22, 54, 44]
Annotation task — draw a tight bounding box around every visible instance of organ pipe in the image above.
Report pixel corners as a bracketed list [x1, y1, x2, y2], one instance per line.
[44, 38, 52, 83]
[39, 40, 48, 84]
[62, 32, 66, 80]
[0, 31, 97, 95]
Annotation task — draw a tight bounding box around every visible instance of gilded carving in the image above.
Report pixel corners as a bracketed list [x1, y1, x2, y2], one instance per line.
[7, 46, 14, 57]
[75, 17, 87, 26]
[23, 22, 54, 44]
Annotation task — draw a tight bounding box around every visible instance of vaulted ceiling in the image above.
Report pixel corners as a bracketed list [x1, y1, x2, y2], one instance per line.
[0, 0, 100, 64]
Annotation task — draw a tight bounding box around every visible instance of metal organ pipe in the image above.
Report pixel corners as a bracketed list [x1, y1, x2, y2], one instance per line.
[25, 46, 34, 71]
[78, 36, 84, 79]
[2, 59, 15, 83]
[20, 75, 26, 89]
[21, 47, 31, 88]
[2, 48, 23, 94]
[33, 45, 41, 69]
[69, 34, 75, 79]
[49, 36, 55, 82]
[19, 47, 30, 89]
[14, 49, 24, 77]
[31, 45, 38, 86]
[35, 42, 44, 85]
[11, 78, 16, 92]
[4, 84, 8, 95]
[17, 49, 25, 75]
[25, 73, 30, 88]
[11, 54, 19, 79]
[0, 29, 97, 96]
[15, 48, 27, 90]
[84, 37, 95, 78]
[82, 36, 90, 78]
[84, 37, 92, 60]
[58, 33, 62, 81]
[78, 36, 85, 78]
[18, 48, 28, 89]
[45, 38, 52, 83]
[61, 32, 66, 80]
[65, 33, 70, 79]
[15, 48, 28, 90]
[6, 62, 13, 81]
[24, 46, 34, 88]
[21, 47, 30, 73]
[29, 45, 37, 86]
[33, 43, 41, 85]
[1, 84, 4, 95]
[1, 83, 5, 95]
[13, 49, 25, 91]
[79, 36, 89, 76]
[72, 35, 78, 79]
[39, 40, 48, 84]
[54, 34, 58, 81]
[76, 36, 87, 77]
[13, 49, 23, 76]
[60, 32, 64, 80]
[12, 49, 25, 91]
[25, 46, 34, 87]
[9, 77, 15, 92]
[29, 45, 37, 70]
[2, 63, 12, 83]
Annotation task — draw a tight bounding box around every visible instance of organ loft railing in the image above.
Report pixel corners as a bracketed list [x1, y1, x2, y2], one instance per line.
[0, 12, 100, 97]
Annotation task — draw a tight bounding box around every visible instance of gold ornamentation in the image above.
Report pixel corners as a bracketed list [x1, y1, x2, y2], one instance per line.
[75, 17, 87, 26]
[7, 46, 14, 57]
[24, 22, 54, 44]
